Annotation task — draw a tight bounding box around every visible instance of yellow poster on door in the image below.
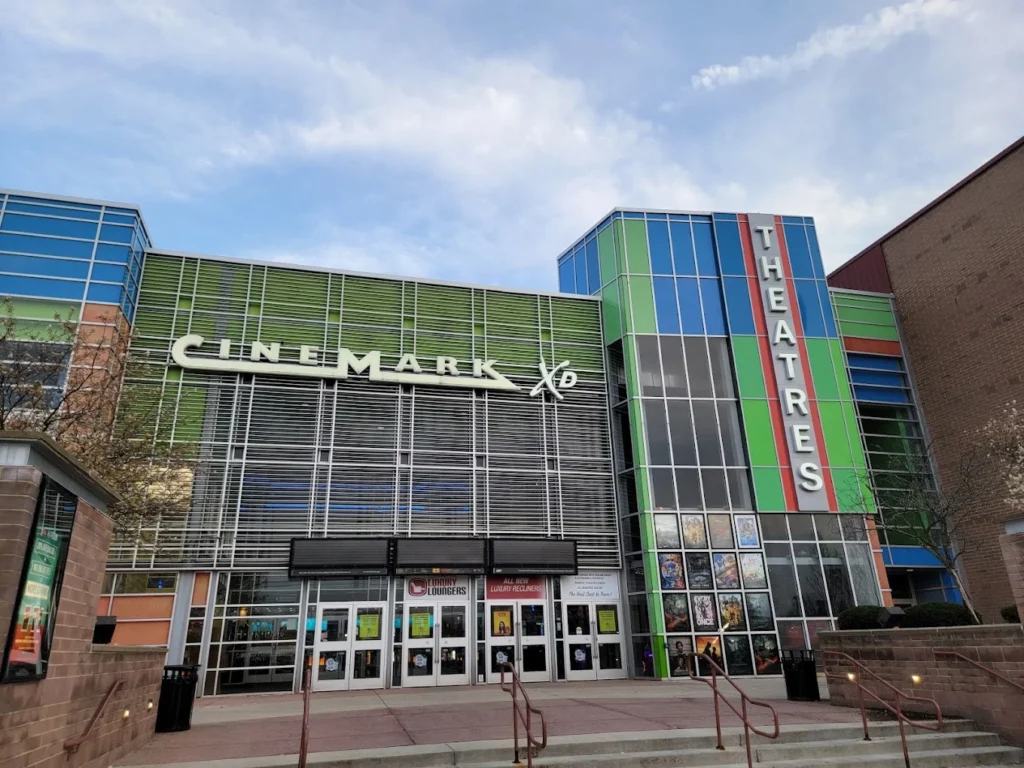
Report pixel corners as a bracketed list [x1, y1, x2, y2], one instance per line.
[598, 609, 618, 634]
[410, 611, 432, 638]
[358, 613, 380, 640]
[491, 608, 513, 636]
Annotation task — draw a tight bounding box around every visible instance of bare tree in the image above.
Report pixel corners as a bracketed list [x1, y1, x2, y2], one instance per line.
[837, 442, 984, 622]
[0, 298, 191, 540]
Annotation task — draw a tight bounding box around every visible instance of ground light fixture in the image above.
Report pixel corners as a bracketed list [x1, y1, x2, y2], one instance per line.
[911, 674, 922, 685]
[147, 700, 154, 711]
[847, 672, 857, 682]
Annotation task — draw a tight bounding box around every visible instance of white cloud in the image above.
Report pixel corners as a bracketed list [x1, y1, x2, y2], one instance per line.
[691, 0, 968, 90]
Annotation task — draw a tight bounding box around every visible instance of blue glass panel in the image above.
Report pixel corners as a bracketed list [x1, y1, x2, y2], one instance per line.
[99, 224, 133, 244]
[5, 202, 100, 221]
[693, 222, 717, 276]
[647, 220, 673, 275]
[782, 215, 804, 225]
[849, 369, 905, 387]
[558, 257, 575, 294]
[647, 212, 668, 220]
[677, 278, 703, 334]
[105, 207, 137, 215]
[87, 283, 122, 303]
[848, 353, 903, 371]
[713, 213, 738, 221]
[585, 239, 600, 293]
[95, 243, 131, 263]
[1, 274, 85, 300]
[0, 213, 98, 240]
[574, 249, 588, 295]
[700, 278, 726, 335]
[884, 546, 943, 568]
[794, 280, 825, 337]
[668, 214, 689, 222]
[669, 222, 696, 275]
[817, 281, 837, 337]
[722, 277, 755, 335]
[0, 254, 91, 279]
[853, 385, 910, 404]
[783, 224, 814, 279]
[623, 211, 645, 219]
[103, 213, 137, 225]
[91, 263, 128, 284]
[10, 195, 100, 211]
[0, 233, 94, 259]
[807, 225, 824, 279]
[713, 220, 745, 276]
[653, 277, 680, 333]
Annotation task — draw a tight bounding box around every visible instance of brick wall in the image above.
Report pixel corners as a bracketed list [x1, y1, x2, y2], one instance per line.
[820, 625, 1024, 745]
[0, 496, 166, 768]
[0, 466, 43, 650]
[880, 143, 1024, 621]
[1001, 531, 1024, 621]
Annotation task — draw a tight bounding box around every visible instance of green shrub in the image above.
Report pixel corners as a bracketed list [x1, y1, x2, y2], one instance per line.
[901, 602, 978, 628]
[837, 605, 885, 630]
[1001, 604, 1021, 624]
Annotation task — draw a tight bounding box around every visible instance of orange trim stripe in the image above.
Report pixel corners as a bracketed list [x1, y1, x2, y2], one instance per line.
[774, 217, 838, 512]
[739, 214, 797, 511]
[843, 337, 903, 356]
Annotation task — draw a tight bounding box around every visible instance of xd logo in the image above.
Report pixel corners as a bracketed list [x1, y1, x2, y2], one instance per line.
[530, 358, 577, 400]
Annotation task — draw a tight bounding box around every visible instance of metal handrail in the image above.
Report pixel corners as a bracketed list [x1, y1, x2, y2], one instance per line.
[823, 649, 943, 768]
[298, 667, 312, 768]
[934, 649, 1024, 693]
[500, 662, 548, 768]
[683, 652, 779, 768]
[64, 679, 123, 753]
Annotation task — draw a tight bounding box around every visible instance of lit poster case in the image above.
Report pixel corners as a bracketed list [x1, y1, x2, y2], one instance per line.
[288, 537, 392, 578]
[490, 539, 578, 575]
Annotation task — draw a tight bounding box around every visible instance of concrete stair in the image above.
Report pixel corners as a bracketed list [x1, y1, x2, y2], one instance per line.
[122, 720, 1024, 768]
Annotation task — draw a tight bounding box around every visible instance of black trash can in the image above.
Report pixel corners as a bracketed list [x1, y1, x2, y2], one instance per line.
[781, 650, 820, 702]
[155, 665, 200, 732]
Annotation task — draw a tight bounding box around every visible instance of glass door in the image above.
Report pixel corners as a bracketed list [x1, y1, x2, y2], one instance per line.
[313, 605, 350, 691]
[564, 603, 595, 681]
[404, 604, 436, 688]
[518, 603, 548, 683]
[486, 604, 516, 683]
[350, 604, 387, 690]
[437, 604, 470, 687]
[594, 603, 625, 680]
[404, 603, 470, 687]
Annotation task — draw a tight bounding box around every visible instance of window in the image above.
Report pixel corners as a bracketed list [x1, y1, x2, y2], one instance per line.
[648, 220, 673, 275]
[669, 222, 696, 275]
[693, 221, 718, 276]
[714, 220, 745, 275]
[0, 213, 98, 240]
[636, 336, 663, 396]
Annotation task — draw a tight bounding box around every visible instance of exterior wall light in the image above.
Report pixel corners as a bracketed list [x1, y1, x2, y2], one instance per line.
[847, 672, 857, 682]
[911, 674, 922, 685]
[122, 709, 130, 720]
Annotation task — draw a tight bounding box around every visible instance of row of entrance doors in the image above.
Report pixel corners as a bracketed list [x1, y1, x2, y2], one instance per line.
[311, 599, 626, 690]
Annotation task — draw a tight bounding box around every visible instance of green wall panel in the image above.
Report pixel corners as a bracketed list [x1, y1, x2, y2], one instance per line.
[830, 339, 854, 401]
[818, 401, 854, 468]
[624, 276, 657, 334]
[752, 466, 786, 512]
[597, 226, 617, 287]
[613, 219, 627, 275]
[602, 280, 623, 343]
[835, 305, 896, 327]
[732, 336, 766, 398]
[837, 320, 900, 341]
[623, 219, 651, 274]
[806, 338, 839, 401]
[741, 400, 777, 466]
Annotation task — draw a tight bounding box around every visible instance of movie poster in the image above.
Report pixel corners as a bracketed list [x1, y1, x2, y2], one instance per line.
[654, 515, 681, 549]
[724, 635, 754, 676]
[5, 528, 60, 679]
[491, 608, 513, 637]
[681, 514, 708, 549]
[658, 553, 685, 590]
[712, 552, 740, 589]
[691, 593, 718, 631]
[685, 552, 713, 589]
[739, 553, 768, 589]
[707, 515, 735, 549]
[745, 593, 775, 631]
[668, 636, 694, 678]
[718, 593, 746, 631]
[735, 514, 760, 548]
[694, 635, 723, 675]
[752, 634, 782, 675]
[663, 594, 690, 633]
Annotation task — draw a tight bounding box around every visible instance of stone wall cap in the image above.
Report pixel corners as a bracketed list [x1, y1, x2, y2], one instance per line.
[90, 644, 168, 655]
[819, 624, 1024, 639]
[0, 430, 120, 507]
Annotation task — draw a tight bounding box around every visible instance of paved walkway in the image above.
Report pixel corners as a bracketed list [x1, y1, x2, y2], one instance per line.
[123, 677, 860, 766]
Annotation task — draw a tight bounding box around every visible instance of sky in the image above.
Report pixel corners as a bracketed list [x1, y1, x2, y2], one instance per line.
[1, 0, 1022, 291]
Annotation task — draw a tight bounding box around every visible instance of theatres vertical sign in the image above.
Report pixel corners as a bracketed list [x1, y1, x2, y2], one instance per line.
[747, 213, 829, 512]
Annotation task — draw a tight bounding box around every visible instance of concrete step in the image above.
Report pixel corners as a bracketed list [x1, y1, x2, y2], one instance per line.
[753, 745, 1024, 767]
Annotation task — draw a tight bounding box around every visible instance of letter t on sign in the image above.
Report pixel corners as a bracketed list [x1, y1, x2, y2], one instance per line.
[755, 225, 774, 249]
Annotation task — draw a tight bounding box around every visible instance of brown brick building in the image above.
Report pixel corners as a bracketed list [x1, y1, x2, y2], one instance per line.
[830, 135, 1024, 623]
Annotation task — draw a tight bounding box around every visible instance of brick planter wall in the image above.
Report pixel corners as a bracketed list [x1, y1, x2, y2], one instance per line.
[1001, 531, 1024, 623]
[819, 625, 1024, 746]
[0, 490, 167, 768]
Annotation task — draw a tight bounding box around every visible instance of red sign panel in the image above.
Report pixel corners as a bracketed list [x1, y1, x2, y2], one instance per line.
[486, 576, 545, 600]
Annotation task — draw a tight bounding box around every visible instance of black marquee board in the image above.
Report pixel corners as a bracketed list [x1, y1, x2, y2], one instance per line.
[490, 538, 577, 575]
[288, 537, 391, 578]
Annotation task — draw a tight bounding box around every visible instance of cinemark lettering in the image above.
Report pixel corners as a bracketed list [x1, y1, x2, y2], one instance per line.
[748, 213, 828, 512]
